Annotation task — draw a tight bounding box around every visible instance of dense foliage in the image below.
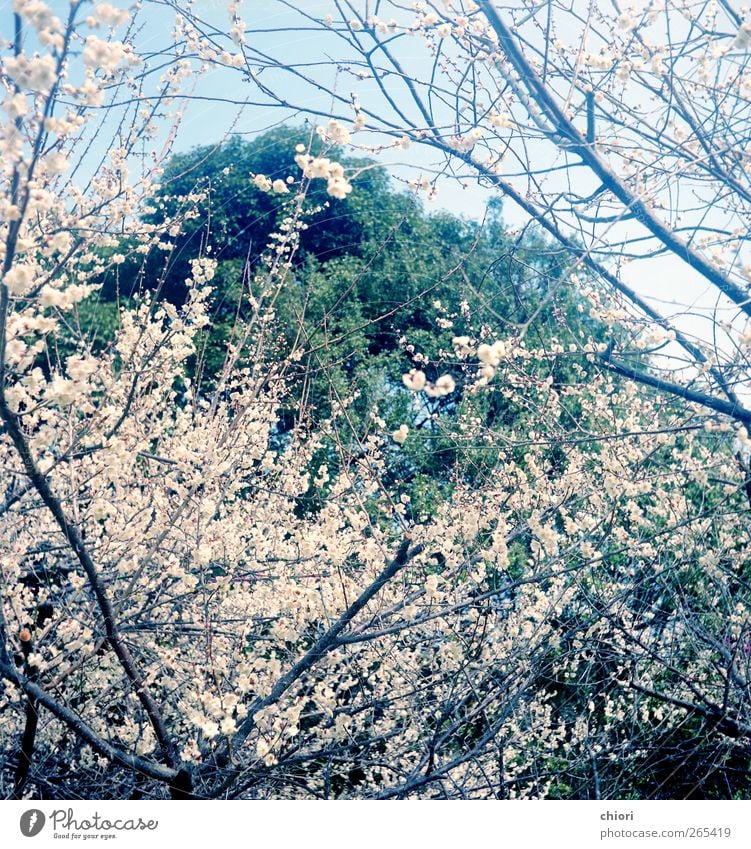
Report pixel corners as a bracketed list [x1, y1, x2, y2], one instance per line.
[85, 128, 618, 504]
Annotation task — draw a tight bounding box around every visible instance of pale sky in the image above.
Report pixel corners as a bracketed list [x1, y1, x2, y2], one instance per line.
[161, 0, 740, 366]
[3, 0, 740, 362]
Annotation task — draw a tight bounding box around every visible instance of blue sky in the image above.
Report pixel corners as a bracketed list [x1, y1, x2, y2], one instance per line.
[2, 0, 736, 356]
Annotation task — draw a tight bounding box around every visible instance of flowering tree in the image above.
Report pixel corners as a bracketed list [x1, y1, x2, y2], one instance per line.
[1, 1, 751, 801]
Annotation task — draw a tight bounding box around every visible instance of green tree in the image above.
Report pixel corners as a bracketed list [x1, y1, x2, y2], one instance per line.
[81, 127, 619, 509]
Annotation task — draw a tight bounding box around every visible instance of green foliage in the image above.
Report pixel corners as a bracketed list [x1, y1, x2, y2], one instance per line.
[80, 126, 618, 501]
